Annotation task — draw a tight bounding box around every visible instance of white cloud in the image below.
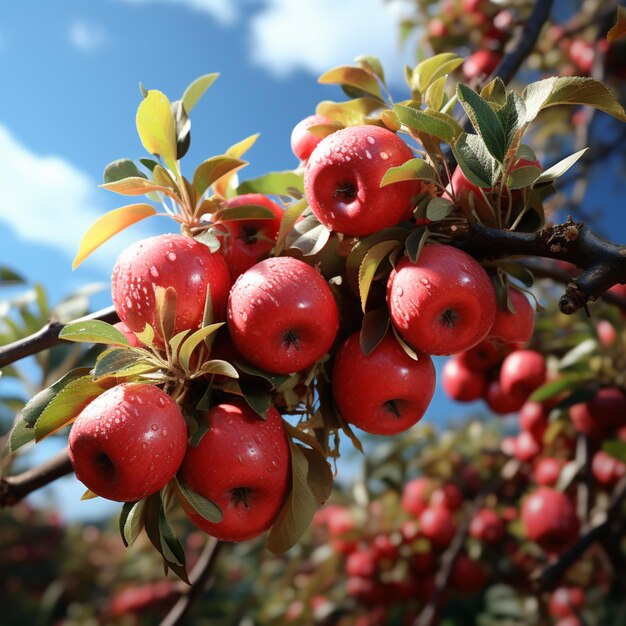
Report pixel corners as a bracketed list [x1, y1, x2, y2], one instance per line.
[114, 0, 239, 25]
[248, 0, 414, 84]
[69, 19, 107, 52]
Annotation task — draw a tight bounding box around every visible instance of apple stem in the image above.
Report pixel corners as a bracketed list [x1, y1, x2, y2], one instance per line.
[283, 330, 300, 351]
[383, 399, 402, 418]
[440, 308, 459, 328]
[230, 486, 251, 508]
[333, 182, 357, 200]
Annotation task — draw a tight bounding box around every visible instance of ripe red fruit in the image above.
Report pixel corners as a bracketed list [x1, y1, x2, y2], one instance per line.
[519, 401, 549, 444]
[346, 548, 377, 578]
[430, 483, 464, 511]
[428, 18, 448, 38]
[457, 339, 503, 371]
[387, 244, 496, 356]
[569, 388, 626, 439]
[596, 319, 617, 346]
[499, 350, 546, 399]
[521, 487, 579, 553]
[463, 49, 501, 80]
[469, 508, 505, 544]
[227, 256, 339, 374]
[489, 289, 535, 344]
[111, 234, 231, 341]
[304, 125, 420, 236]
[402, 477, 435, 519]
[441, 356, 487, 402]
[68, 383, 188, 502]
[180, 400, 290, 542]
[331, 333, 435, 435]
[485, 379, 526, 415]
[591, 450, 626, 487]
[549, 586, 585, 618]
[514, 431, 542, 463]
[569, 39, 595, 74]
[290, 113, 334, 162]
[419, 505, 457, 550]
[534, 457, 564, 486]
[450, 553, 488, 594]
[215, 194, 284, 280]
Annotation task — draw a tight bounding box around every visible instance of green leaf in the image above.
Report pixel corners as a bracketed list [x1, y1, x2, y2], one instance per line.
[523, 77, 626, 125]
[286, 215, 332, 256]
[316, 98, 383, 126]
[266, 442, 319, 554]
[451, 133, 499, 188]
[103, 159, 147, 184]
[179, 323, 224, 374]
[234, 361, 289, 390]
[412, 53, 463, 93]
[318, 65, 383, 100]
[34, 376, 105, 441]
[535, 148, 589, 183]
[192, 156, 246, 199]
[480, 77, 507, 107]
[8, 419, 36, 452]
[603, 439, 626, 464]
[174, 478, 223, 523]
[379, 158, 437, 187]
[213, 204, 277, 223]
[182, 73, 219, 114]
[92, 347, 155, 380]
[135, 90, 178, 171]
[59, 320, 129, 346]
[237, 171, 304, 197]
[424, 76, 447, 111]
[457, 84, 507, 162]
[394, 104, 455, 143]
[0, 266, 26, 285]
[274, 198, 307, 255]
[355, 54, 386, 83]
[360, 307, 390, 356]
[135, 323, 155, 349]
[496, 91, 526, 153]
[119, 500, 146, 547]
[73, 204, 157, 269]
[170, 99, 191, 161]
[358, 240, 400, 312]
[21, 367, 92, 427]
[195, 359, 238, 379]
[530, 373, 596, 402]
[426, 197, 453, 221]
[404, 227, 429, 263]
[559, 338, 598, 370]
[508, 165, 542, 190]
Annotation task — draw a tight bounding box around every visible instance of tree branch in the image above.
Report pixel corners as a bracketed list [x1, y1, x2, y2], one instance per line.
[0, 447, 73, 507]
[0, 305, 118, 369]
[160, 537, 223, 626]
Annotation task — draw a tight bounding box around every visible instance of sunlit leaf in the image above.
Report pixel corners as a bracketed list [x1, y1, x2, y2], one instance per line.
[59, 320, 129, 346]
[103, 159, 147, 184]
[174, 478, 223, 523]
[358, 240, 400, 312]
[182, 72, 219, 113]
[237, 171, 304, 197]
[136, 90, 178, 171]
[318, 65, 383, 100]
[394, 104, 455, 143]
[193, 156, 247, 199]
[380, 158, 437, 187]
[413, 53, 463, 93]
[119, 500, 146, 547]
[535, 148, 589, 183]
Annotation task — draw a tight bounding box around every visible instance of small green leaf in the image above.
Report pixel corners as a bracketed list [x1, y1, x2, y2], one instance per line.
[103, 159, 147, 184]
[530, 373, 596, 402]
[496, 91, 526, 152]
[8, 419, 36, 452]
[179, 323, 224, 374]
[451, 133, 499, 188]
[92, 348, 154, 381]
[213, 204, 277, 223]
[508, 165, 542, 190]
[413, 53, 463, 93]
[603, 439, 626, 464]
[119, 500, 145, 547]
[559, 338, 598, 370]
[286, 215, 331, 256]
[355, 54, 386, 83]
[182, 73, 219, 114]
[175, 478, 223, 523]
[237, 171, 304, 197]
[426, 197, 453, 221]
[135, 323, 155, 349]
[0, 266, 25, 285]
[425, 76, 447, 111]
[274, 198, 308, 255]
[195, 359, 239, 379]
[358, 240, 400, 312]
[480, 77, 507, 106]
[380, 158, 437, 187]
[316, 98, 383, 126]
[136, 90, 178, 171]
[170, 99, 191, 160]
[318, 65, 383, 100]
[59, 320, 129, 346]
[394, 104, 455, 143]
[360, 307, 390, 356]
[192, 156, 247, 199]
[404, 227, 429, 263]
[535, 148, 589, 183]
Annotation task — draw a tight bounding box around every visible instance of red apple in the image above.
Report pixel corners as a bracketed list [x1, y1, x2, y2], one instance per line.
[596, 319, 617, 346]
[402, 477, 435, 519]
[485, 379, 526, 415]
[450, 553, 488, 594]
[469, 508, 505, 544]
[499, 350, 546, 399]
[180, 400, 291, 542]
[387, 244, 496, 356]
[569, 388, 626, 440]
[457, 339, 503, 371]
[489, 288, 535, 344]
[514, 431, 542, 463]
[441, 356, 487, 402]
[68, 383, 188, 502]
[549, 586, 585, 618]
[521, 487, 579, 553]
[331, 332, 435, 435]
[346, 548, 377, 578]
[463, 49, 501, 80]
[227, 256, 339, 374]
[290, 113, 335, 162]
[430, 483, 464, 511]
[569, 39, 595, 74]
[519, 401, 549, 444]
[534, 457, 564, 486]
[215, 193, 284, 280]
[419, 504, 456, 550]
[591, 450, 626, 487]
[304, 125, 420, 236]
[111, 233, 231, 342]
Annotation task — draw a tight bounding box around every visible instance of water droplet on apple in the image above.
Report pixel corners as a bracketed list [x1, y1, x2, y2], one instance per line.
[380, 152, 389, 160]
[367, 136, 375, 144]
[365, 150, 372, 160]
[167, 252, 177, 261]
[151, 424, 159, 431]
[162, 429, 168, 436]
[150, 266, 159, 278]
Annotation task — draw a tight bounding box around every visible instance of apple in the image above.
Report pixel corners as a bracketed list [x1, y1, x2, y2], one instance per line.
[569, 388, 626, 440]
[469, 508, 505, 544]
[514, 431, 542, 463]
[521, 487, 579, 553]
[518, 401, 548, 443]
[419, 504, 457, 550]
[596, 319, 617, 346]
[549, 586, 585, 618]
[554, 618, 582, 626]
[68, 383, 188, 502]
[450, 553, 488, 594]
[485, 379, 526, 415]
[489, 288, 535, 344]
[331, 332, 436, 435]
[401, 477, 435, 519]
[111, 233, 231, 342]
[463, 49, 501, 81]
[179, 400, 290, 542]
[591, 450, 626, 487]
[346, 548, 377, 578]
[290, 113, 335, 162]
[569, 39, 595, 75]
[215, 193, 284, 280]
[387, 244, 496, 356]
[227, 256, 339, 374]
[457, 339, 503, 371]
[304, 125, 420, 236]
[441, 356, 487, 402]
[534, 457, 564, 486]
[428, 17, 448, 38]
[499, 349, 546, 399]
[430, 483, 464, 511]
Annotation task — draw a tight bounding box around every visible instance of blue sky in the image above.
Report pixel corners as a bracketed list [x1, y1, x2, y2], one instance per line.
[1, 0, 624, 520]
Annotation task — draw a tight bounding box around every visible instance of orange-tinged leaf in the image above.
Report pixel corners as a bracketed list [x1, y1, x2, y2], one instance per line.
[73, 204, 156, 269]
[607, 7, 626, 42]
[212, 134, 258, 198]
[101, 176, 180, 202]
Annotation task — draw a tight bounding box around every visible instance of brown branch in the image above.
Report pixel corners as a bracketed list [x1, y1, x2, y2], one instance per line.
[531, 474, 626, 590]
[0, 305, 118, 369]
[160, 537, 223, 626]
[0, 447, 73, 507]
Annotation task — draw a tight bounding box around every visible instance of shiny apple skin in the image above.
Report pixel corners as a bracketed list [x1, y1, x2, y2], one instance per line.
[331, 332, 436, 435]
[290, 114, 334, 161]
[180, 400, 290, 542]
[489, 288, 535, 344]
[304, 125, 420, 236]
[387, 244, 496, 356]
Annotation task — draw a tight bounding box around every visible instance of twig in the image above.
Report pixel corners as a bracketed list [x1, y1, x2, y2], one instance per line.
[160, 537, 223, 626]
[531, 474, 626, 590]
[0, 447, 73, 507]
[0, 305, 118, 369]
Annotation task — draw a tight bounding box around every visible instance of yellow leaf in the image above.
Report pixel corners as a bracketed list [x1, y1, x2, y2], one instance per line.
[136, 90, 178, 171]
[212, 134, 258, 198]
[73, 204, 156, 269]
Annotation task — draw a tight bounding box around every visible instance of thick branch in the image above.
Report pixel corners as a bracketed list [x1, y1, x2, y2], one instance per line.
[452, 218, 626, 314]
[160, 537, 223, 626]
[0, 305, 118, 369]
[0, 447, 73, 507]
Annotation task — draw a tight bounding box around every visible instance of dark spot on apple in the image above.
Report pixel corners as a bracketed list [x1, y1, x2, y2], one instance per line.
[440, 308, 460, 328]
[94, 451, 115, 476]
[239, 225, 260, 245]
[230, 486, 252, 508]
[383, 399, 402, 418]
[334, 181, 357, 201]
[283, 330, 300, 351]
